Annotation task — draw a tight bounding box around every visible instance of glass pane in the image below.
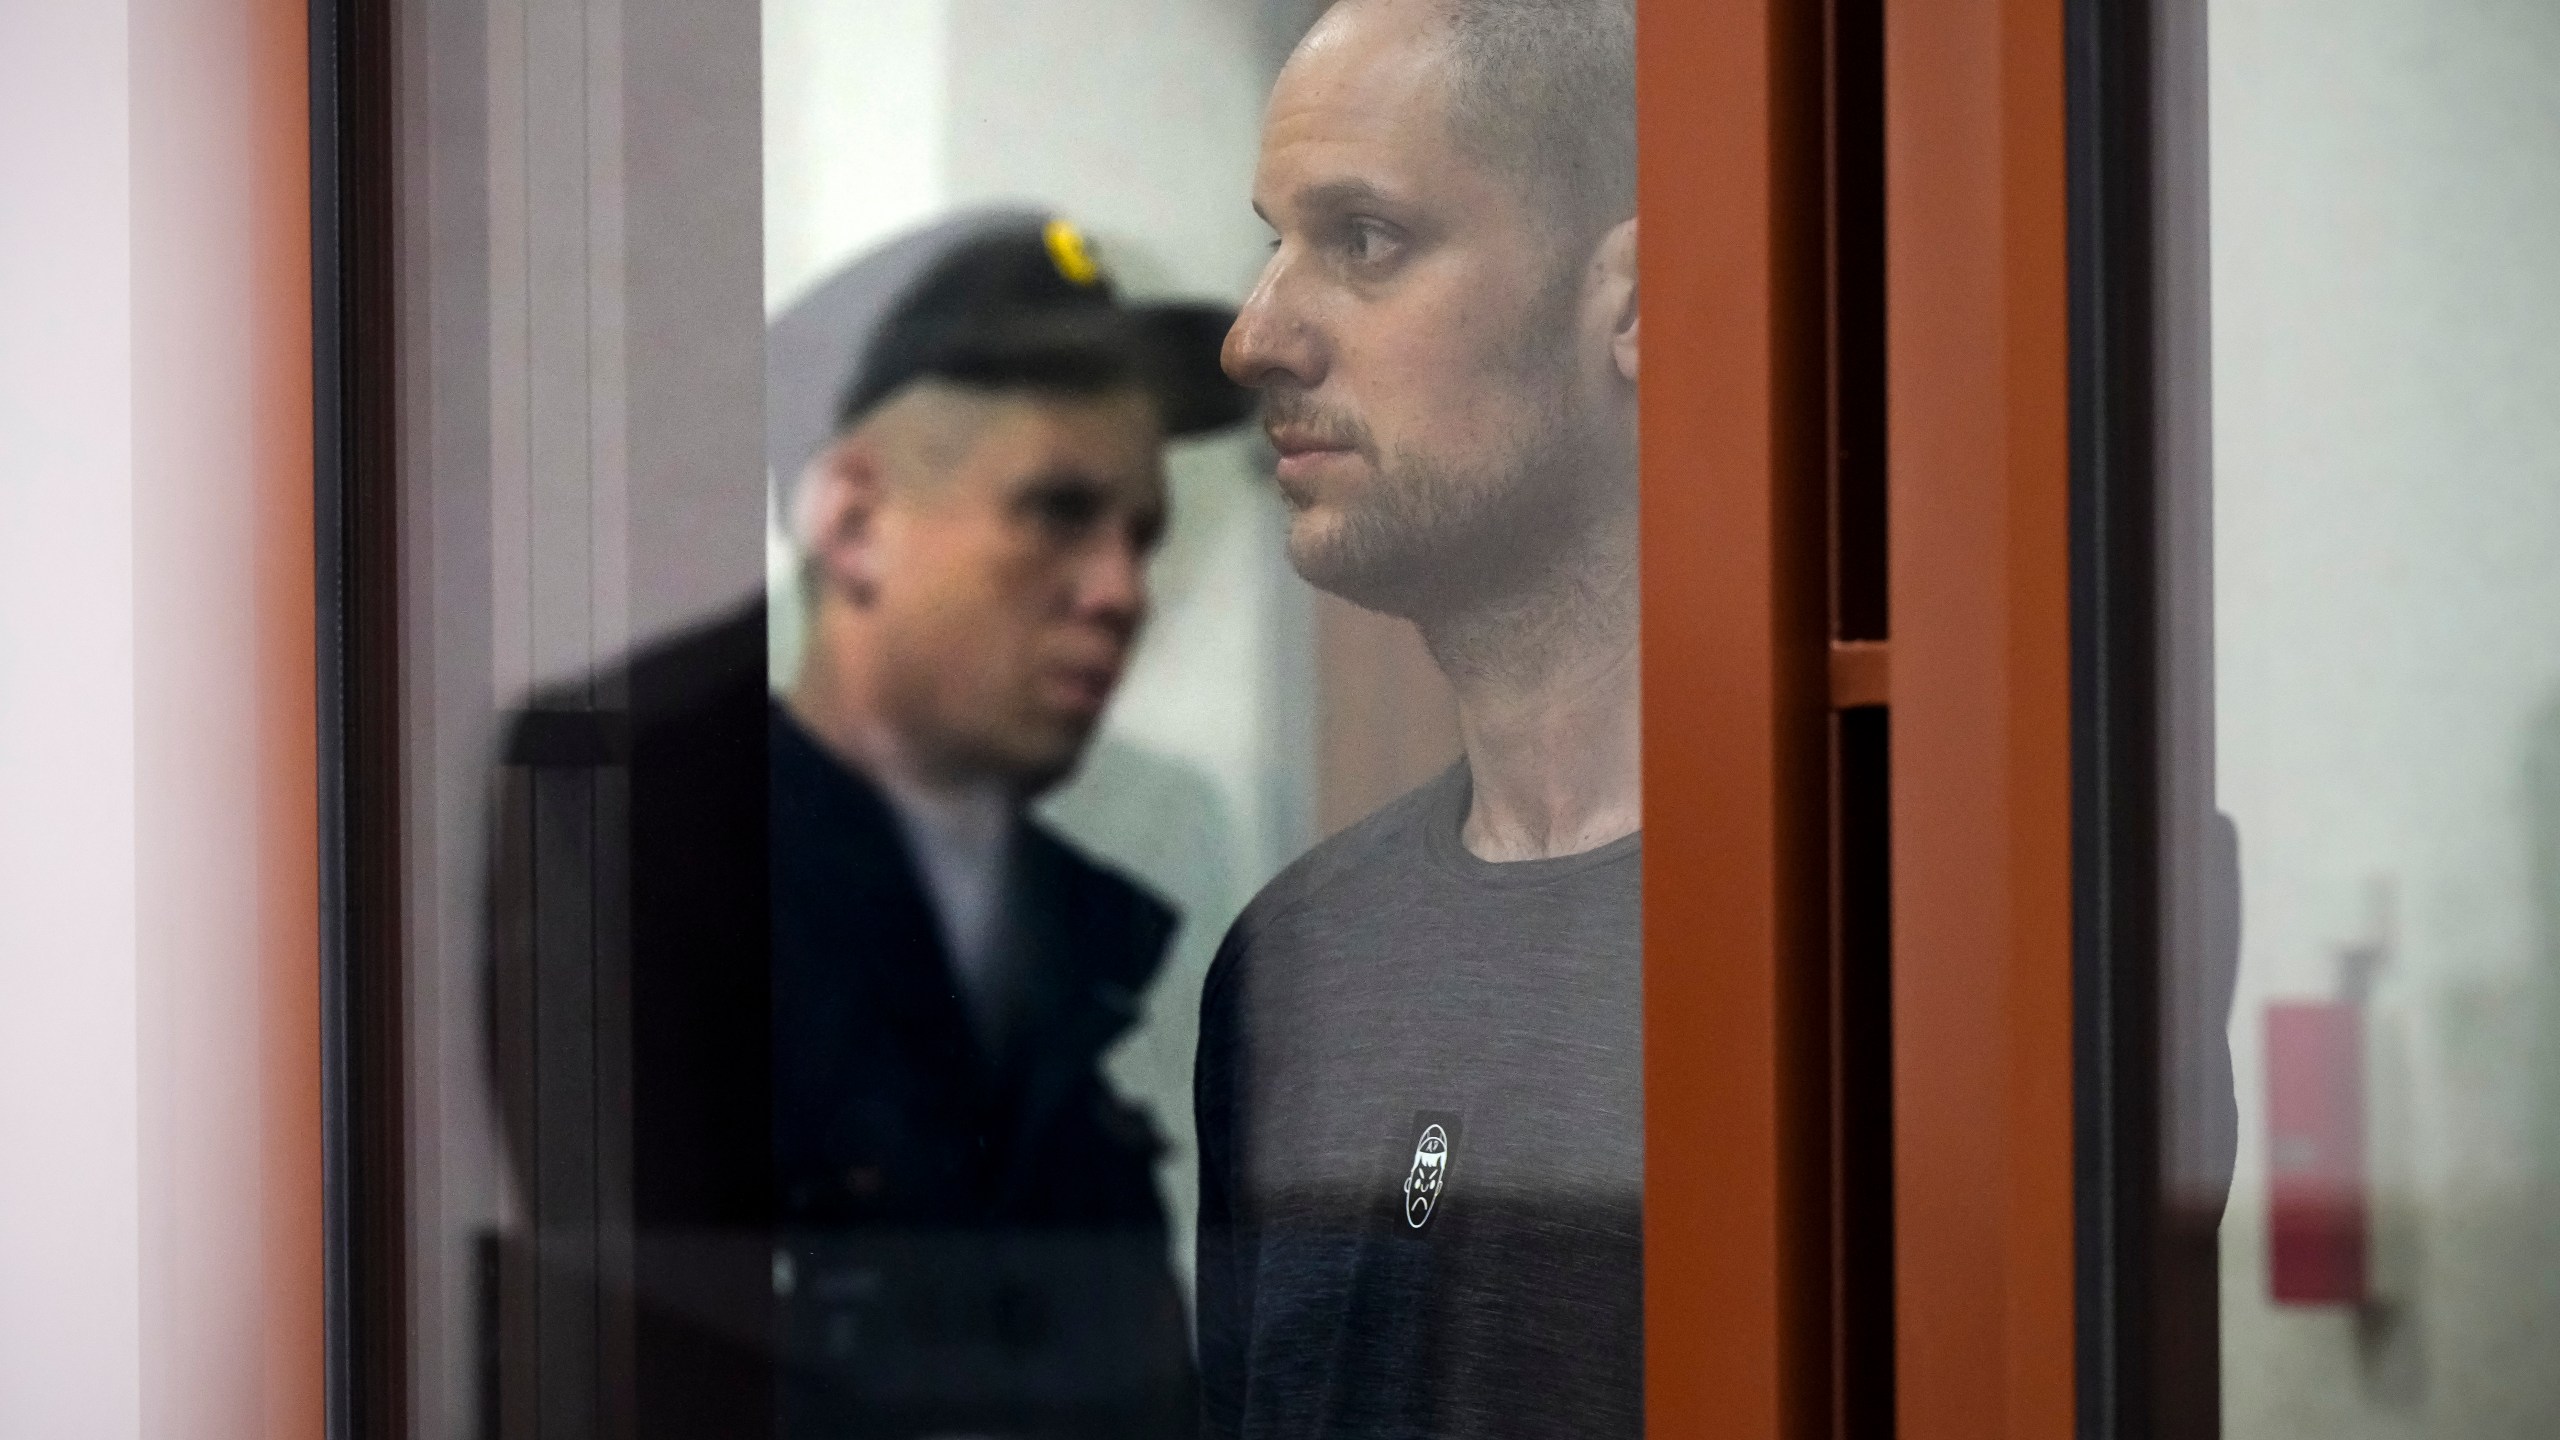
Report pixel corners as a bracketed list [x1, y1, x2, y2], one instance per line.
[385, 2, 1644, 1434]
[2164, 0, 2560, 1432]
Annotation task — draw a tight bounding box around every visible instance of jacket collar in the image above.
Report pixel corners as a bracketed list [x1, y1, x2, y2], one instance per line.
[767, 703, 1176, 1117]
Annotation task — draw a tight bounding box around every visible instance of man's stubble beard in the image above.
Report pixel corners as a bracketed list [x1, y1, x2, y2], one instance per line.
[1283, 368, 1636, 686]
[1289, 246, 1631, 618]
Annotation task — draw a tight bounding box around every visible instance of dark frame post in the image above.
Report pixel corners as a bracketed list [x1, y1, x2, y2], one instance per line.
[2066, 0, 2164, 1432]
[312, 0, 404, 1433]
[2068, 0, 2234, 1433]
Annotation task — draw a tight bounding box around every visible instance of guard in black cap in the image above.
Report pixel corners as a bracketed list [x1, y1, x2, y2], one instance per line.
[488, 211, 1243, 1440]
[766, 212, 1245, 1437]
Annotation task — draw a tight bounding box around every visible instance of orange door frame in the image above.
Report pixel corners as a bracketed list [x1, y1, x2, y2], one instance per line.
[1886, 0, 2080, 1436]
[1639, 1, 1835, 1434]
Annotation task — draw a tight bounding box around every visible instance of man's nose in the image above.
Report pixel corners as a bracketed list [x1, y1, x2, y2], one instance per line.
[1222, 257, 1321, 391]
[1072, 535, 1149, 640]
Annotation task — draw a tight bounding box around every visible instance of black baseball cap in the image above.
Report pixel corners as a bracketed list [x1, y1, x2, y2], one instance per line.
[766, 209, 1252, 498]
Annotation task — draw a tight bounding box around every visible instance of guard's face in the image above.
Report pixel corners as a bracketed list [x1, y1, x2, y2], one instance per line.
[1224, 0, 1623, 618]
[868, 388, 1166, 792]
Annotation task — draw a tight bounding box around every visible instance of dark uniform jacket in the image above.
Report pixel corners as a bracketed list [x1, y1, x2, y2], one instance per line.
[489, 602, 1195, 1440]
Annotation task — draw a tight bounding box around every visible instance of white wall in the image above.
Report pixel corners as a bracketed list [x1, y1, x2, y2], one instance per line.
[762, 0, 950, 311]
[0, 0, 322, 1436]
[2210, 0, 2560, 1431]
[0, 4, 145, 1433]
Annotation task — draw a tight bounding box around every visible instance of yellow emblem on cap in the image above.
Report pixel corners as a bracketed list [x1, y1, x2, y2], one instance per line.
[1043, 218, 1105, 287]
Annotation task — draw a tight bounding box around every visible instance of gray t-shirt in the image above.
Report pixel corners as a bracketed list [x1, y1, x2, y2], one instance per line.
[1194, 764, 1643, 1439]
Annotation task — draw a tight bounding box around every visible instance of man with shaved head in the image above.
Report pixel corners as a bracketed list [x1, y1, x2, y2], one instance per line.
[1194, 1, 1643, 1435]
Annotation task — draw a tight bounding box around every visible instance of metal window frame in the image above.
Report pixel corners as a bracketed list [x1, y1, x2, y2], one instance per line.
[312, 0, 403, 1434]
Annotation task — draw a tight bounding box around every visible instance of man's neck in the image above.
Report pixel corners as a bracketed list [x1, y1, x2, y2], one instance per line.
[786, 598, 1017, 819]
[1419, 543, 1642, 864]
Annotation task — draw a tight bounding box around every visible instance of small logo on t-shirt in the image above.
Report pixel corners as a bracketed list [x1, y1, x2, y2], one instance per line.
[1404, 1122, 1453, 1229]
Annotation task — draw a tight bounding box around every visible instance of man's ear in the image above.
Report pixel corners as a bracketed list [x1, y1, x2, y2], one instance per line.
[794, 431, 889, 606]
[1595, 216, 1638, 384]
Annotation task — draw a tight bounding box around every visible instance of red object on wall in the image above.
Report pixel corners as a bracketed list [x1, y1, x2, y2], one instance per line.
[2265, 1002, 2367, 1305]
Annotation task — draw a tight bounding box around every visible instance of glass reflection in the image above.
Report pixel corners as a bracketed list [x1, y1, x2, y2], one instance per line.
[760, 214, 1249, 1436]
[410, 1, 1640, 1437]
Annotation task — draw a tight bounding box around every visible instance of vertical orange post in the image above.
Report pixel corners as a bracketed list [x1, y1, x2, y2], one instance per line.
[1640, 1, 1832, 1435]
[258, 0, 325, 1428]
[1885, 0, 2078, 1436]
[126, 0, 322, 1432]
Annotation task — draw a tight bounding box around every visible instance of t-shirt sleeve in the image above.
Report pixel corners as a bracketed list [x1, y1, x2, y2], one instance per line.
[1192, 922, 1253, 1438]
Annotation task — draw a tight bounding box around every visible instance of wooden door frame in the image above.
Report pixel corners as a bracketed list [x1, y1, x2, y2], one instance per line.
[1884, 1, 2083, 1437]
[1638, 2, 1837, 1434]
